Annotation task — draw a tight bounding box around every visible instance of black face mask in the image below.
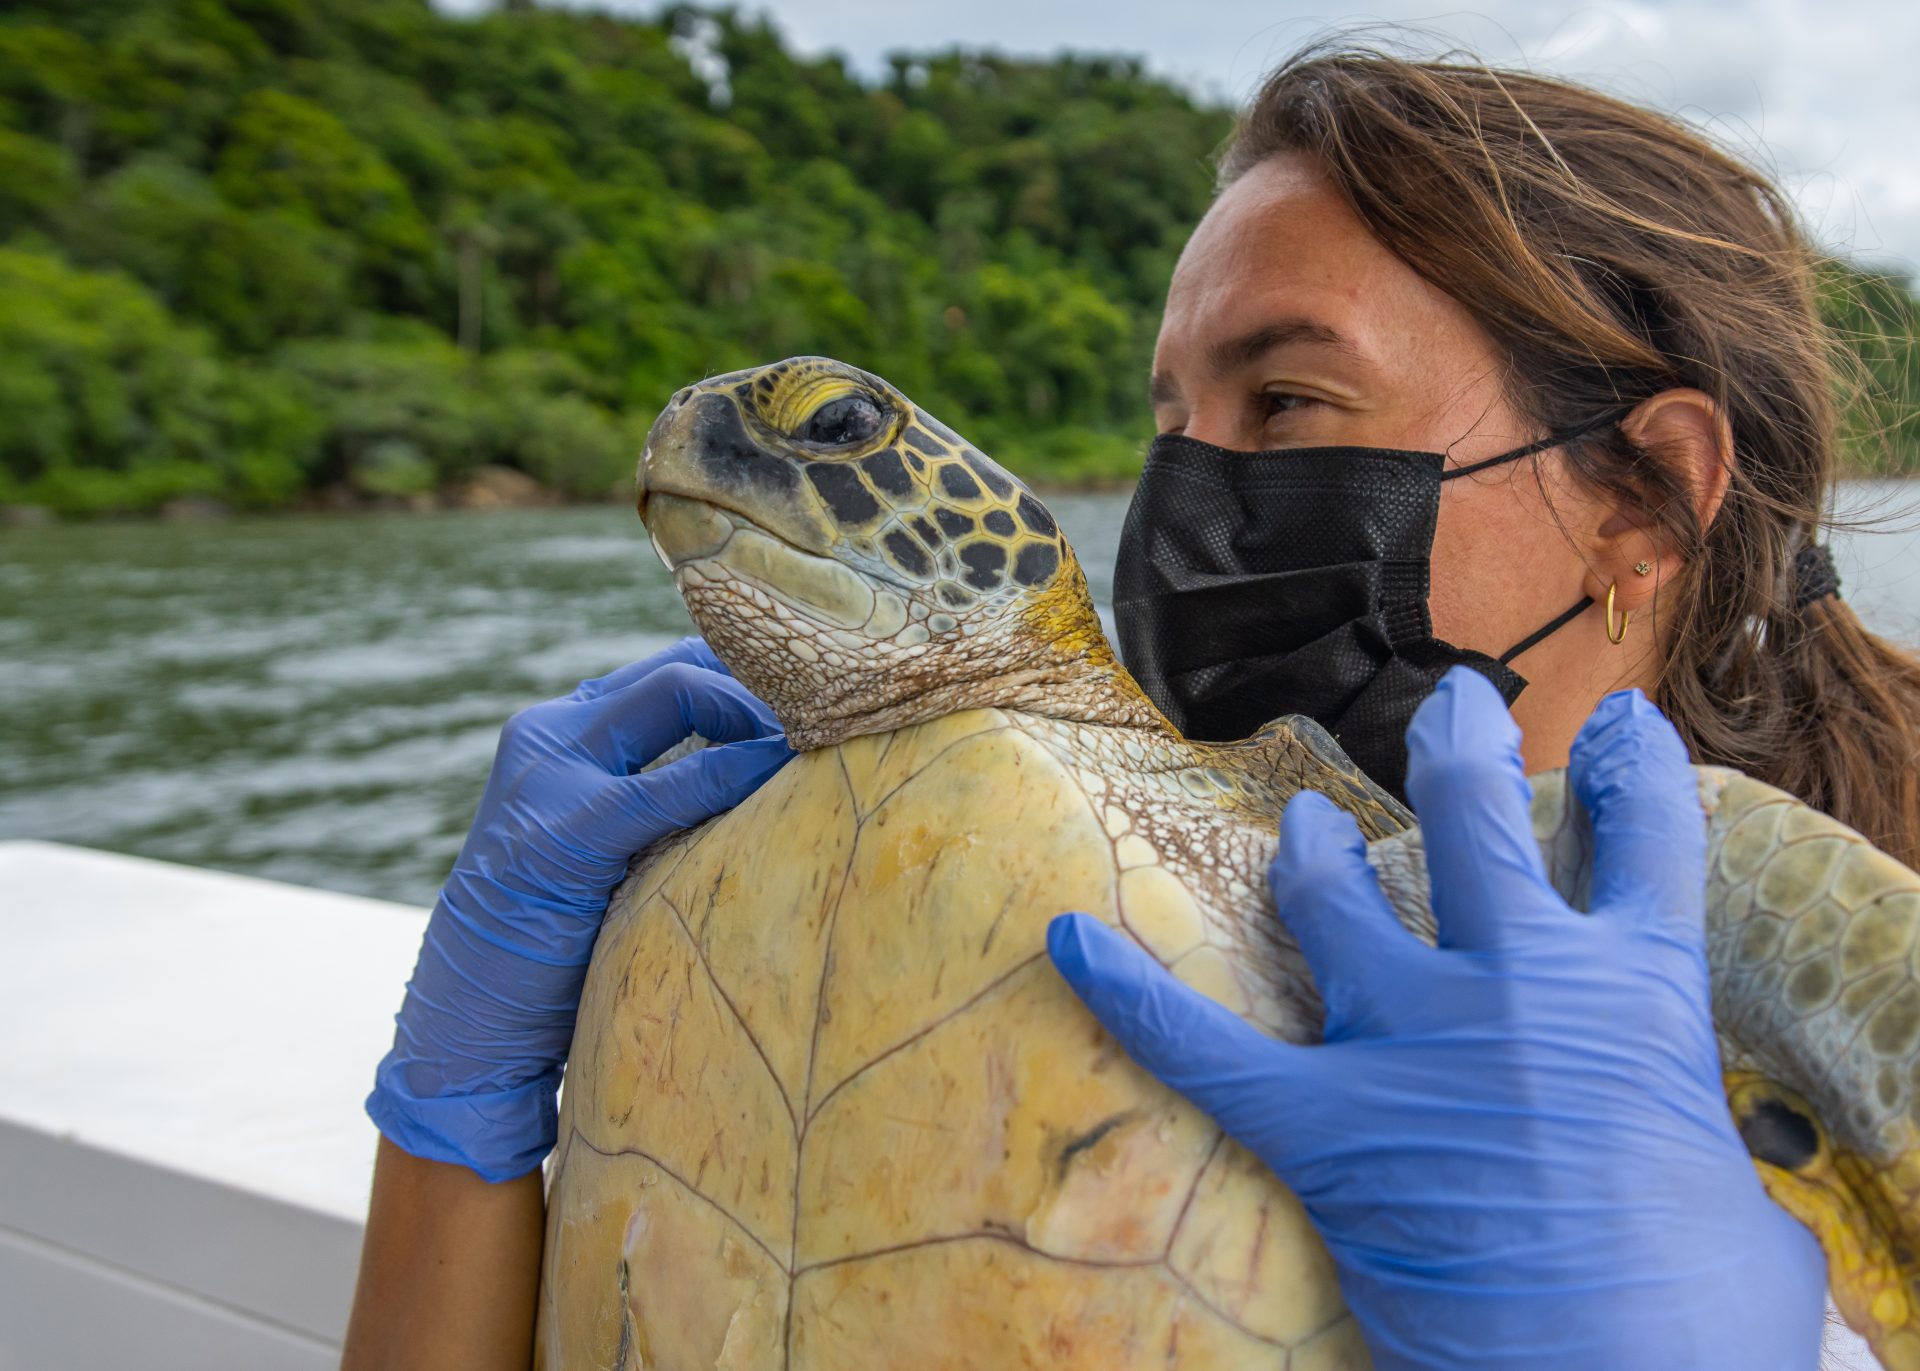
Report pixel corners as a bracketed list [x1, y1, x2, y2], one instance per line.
[1112, 420, 1618, 800]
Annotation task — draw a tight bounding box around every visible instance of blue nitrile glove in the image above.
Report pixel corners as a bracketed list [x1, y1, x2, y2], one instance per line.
[1049, 667, 1825, 1371]
[367, 637, 792, 1182]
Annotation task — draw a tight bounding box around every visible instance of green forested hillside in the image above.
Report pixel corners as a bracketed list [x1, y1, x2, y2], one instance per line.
[0, 0, 1230, 513]
[1822, 267, 1920, 475]
[0, 1, 1914, 515]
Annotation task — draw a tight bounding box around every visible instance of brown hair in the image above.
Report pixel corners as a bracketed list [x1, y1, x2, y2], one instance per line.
[1220, 43, 1920, 866]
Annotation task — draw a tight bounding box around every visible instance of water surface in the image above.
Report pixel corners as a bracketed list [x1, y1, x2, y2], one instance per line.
[3, 486, 1916, 905]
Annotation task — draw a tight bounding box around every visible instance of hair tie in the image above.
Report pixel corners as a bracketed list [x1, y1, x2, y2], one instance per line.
[1793, 543, 1842, 609]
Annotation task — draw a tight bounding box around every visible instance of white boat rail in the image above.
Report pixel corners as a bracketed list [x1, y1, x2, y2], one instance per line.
[0, 841, 426, 1369]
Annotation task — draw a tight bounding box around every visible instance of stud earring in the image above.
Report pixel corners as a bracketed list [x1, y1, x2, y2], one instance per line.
[1633, 560, 1652, 577]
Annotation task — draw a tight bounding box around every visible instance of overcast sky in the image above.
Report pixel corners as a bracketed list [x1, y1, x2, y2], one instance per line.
[782, 1, 1919, 274]
[468, 1, 1919, 275]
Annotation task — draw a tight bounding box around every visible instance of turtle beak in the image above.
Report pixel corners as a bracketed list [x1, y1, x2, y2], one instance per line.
[1722, 1074, 1920, 1366]
[1876, 1323, 1920, 1371]
[635, 381, 699, 526]
[1753, 1144, 1920, 1369]
[1838, 1248, 1920, 1371]
[635, 385, 834, 557]
[1838, 1217, 1920, 1371]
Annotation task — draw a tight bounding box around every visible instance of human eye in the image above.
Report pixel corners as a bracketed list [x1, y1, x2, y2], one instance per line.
[1260, 390, 1321, 425]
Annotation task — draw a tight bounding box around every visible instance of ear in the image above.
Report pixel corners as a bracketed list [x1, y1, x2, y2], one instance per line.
[1586, 387, 1731, 613]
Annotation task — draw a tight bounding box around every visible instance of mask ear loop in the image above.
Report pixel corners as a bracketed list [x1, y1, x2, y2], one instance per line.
[1440, 406, 1638, 482]
[1455, 405, 1635, 667]
[1497, 596, 1595, 666]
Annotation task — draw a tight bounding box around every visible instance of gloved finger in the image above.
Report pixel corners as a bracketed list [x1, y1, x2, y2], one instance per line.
[567, 636, 730, 702]
[1269, 791, 1422, 1032]
[605, 734, 794, 842]
[1047, 914, 1295, 1142]
[1569, 688, 1707, 932]
[1404, 667, 1556, 951]
[578, 662, 782, 774]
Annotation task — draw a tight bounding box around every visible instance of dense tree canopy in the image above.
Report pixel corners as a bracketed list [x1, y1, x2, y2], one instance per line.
[0, 0, 1912, 514]
[0, 0, 1230, 512]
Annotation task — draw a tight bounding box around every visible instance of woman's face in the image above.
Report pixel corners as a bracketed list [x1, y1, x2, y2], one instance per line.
[1151, 151, 1658, 771]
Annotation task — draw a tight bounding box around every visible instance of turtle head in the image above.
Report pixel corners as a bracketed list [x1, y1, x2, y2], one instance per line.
[1722, 1070, 1920, 1369]
[638, 356, 1161, 748]
[1680, 770, 1920, 1369]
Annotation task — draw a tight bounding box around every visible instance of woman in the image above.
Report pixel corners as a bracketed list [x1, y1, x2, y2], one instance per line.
[1114, 47, 1920, 848]
[342, 46, 1920, 1370]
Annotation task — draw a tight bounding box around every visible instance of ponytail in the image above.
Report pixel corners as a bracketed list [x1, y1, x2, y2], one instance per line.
[1708, 589, 1920, 868]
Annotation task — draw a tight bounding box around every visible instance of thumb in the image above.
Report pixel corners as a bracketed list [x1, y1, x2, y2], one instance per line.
[1047, 914, 1299, 1146]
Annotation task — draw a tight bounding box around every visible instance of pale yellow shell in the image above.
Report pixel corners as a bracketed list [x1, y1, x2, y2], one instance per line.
[536, 708, 1365, 1369]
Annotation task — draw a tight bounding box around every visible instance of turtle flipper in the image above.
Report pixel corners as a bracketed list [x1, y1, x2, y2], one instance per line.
[1243, 713, 1414, 840]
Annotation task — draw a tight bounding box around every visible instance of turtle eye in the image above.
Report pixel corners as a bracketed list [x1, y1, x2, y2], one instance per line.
[1738, 1097, 1821, 1171]
[801, 393, 885, 447]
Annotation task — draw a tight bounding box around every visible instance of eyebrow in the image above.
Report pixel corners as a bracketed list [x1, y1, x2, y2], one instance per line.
[1149, 318, 1366, 406]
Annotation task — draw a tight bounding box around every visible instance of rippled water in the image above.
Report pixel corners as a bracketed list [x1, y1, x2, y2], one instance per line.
[0, 495, 1129, 904]
[4, 486, 1918, 905]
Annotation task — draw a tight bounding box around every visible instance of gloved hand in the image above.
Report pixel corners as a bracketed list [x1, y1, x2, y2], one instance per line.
[367, 637, 791, 1182]
[1049, 667, 1825, 1371]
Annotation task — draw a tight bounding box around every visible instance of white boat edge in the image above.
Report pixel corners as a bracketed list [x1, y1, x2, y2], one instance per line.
[0, 840, 426, 1367]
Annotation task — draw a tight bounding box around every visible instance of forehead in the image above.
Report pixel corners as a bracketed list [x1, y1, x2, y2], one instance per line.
[1157, 151, 1488, 376]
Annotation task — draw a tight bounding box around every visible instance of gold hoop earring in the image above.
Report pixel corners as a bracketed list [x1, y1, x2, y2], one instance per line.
[1605, 582, 1630, 646]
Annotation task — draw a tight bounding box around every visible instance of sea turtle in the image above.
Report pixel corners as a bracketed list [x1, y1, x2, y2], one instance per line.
[537, 355, 1920, 1370]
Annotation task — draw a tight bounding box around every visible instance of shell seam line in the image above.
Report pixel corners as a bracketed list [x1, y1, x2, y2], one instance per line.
[802, 950, 1047, 1128]
[1159, 1129, 1227, 1265]
[792, 1227, 1165, 1277]
[785, 746, 864, 1370]
[1005, 714, 1124, 944]
[783, 1229, 1297, 1351]
[853, 721, 1013, 820]
[568, 1128, 789, 1276]
[1161, 1263, 1292, 1350]
[659, 890, 798, 1131]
